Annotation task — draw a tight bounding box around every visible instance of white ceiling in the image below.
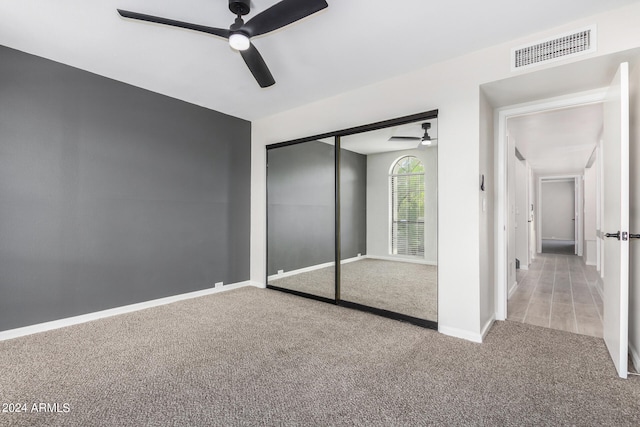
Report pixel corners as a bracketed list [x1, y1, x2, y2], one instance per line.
[507, 103, 603, 175]
[0, 0, 637, 121]
[341, 119, 438, 155]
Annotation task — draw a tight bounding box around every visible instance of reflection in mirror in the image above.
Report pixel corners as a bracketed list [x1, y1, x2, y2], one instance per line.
[266, 139, 335, 300]
[340, 118, 438, 321]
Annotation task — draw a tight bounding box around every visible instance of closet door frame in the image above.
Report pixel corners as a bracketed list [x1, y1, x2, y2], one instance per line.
[266, 109, 438, 329]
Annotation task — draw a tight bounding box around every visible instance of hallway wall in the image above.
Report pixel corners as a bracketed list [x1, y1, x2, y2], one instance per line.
[583, 164, 598, 266]
[515, 158, 530, 268]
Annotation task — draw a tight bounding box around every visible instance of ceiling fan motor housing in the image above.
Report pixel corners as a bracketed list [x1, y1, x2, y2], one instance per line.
[229, 0, 251, 16]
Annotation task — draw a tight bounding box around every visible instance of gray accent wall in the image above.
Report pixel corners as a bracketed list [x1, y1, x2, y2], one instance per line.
[267, 142, 366, 276]
[340, 148, 367, 260]
[0, 46, 251, 331]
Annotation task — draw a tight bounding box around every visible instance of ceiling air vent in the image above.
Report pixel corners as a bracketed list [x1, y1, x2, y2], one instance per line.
[511, 25, 596, 71]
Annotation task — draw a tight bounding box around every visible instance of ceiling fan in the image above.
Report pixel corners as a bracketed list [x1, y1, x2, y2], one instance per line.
[389, 122, 438, 148]
[117, 0, 329, 88]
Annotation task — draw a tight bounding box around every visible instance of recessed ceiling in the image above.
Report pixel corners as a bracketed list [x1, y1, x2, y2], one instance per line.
[0, 0, 637, 120]
[507, 103, 603, 175]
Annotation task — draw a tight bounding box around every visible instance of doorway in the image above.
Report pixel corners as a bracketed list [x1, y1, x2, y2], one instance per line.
[503, 102, 603, 338]
[487, 54, 636, 379]
[539, 177, 577, 255]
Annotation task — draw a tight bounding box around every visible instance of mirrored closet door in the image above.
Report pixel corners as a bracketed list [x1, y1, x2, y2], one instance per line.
[266, 139, 335, 301]
[340, 119, 438, 323]
[266, 111, 438, 328]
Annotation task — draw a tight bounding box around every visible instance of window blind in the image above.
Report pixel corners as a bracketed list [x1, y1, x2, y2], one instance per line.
[391, 172, 424, 257]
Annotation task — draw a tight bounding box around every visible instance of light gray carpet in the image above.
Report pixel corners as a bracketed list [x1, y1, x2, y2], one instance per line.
[1, 287, 639, 426]
[270, 259, 437, 321]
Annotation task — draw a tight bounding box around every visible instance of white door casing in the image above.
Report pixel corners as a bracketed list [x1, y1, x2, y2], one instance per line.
[496, 89, 607, 321]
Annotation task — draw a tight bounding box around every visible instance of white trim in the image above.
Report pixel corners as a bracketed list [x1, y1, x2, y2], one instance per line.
[439, 325, 483, 343]
[0, 281, 262, 342]
[341, 255, 364, 265]
[365, 254, 437, 266]
[630, 342, 640, 374]
[508, 281, 519, 298]
[268, 255, 436, 281]
[268, 261, 335, 280]
[538, 174, 582, 254]
[595, 277, 604, 299]
[495, 88, 607, 321]
[481, 316, 496, 341]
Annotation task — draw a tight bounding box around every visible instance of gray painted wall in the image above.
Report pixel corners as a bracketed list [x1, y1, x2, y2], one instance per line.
[341, 148, 367, 260]
[541, 180, 575, 240]
[0, 46, 251, 331]
[267, 142, 366, 276]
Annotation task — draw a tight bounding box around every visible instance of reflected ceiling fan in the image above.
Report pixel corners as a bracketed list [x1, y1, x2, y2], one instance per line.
[389, 122, 438, 148]
[117, 0, 329, 88]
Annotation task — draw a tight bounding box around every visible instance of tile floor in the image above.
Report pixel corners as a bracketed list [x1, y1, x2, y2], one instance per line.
[507, 253, 604, 338]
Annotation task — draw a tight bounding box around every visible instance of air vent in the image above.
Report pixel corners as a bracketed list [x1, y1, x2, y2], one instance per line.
[511, 26, 596, 71]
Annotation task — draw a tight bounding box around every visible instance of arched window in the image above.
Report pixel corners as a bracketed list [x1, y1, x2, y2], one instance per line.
[390, 156, 425, 257]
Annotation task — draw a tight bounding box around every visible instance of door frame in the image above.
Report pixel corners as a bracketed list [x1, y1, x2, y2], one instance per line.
[536, 175, 582, 255]
[495, 89, 606, 320]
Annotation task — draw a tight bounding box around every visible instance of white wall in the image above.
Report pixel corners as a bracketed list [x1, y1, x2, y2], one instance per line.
[629, 60, 640, 374]
[366, 148, 438, 264]
[515, 158, 530, 269]
[507, 134, 517, 290]
[584, 164, 598, 265]
[541, 180, 575, 240]
[479, 91, 495, 334]
[251, 3, 640, 342]
[528, 166, 537, 261]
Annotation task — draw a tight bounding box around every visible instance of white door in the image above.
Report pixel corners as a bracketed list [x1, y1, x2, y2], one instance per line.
[602, 62, 630, 379]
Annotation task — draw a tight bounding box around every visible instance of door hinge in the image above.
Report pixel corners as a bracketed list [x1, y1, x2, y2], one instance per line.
[622, 231, 628, 241]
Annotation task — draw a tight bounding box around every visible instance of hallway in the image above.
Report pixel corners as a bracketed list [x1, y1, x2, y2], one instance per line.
[507, 254, 603, 337]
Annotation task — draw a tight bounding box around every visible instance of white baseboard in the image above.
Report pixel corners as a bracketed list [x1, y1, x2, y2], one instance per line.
[341, 255, 364, 265]
[268, 255, 436, 281]
[595, 277, 604, 299]
[508, 280, 518, 298]
[0, 280, 261, 342]
[439, 325, 483, 343]
[481, 315, 496, 342]
[268, 260, 335, 280]
[365, 255, 437, 266]
[630, 341, 640, 374]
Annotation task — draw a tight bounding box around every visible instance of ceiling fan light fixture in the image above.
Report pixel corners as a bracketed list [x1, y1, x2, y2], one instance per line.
[229, 33, 250, 51]
[420, 138, 432, 146]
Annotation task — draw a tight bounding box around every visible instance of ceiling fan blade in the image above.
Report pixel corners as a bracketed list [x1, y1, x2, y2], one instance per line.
[389, 136, 422, 142]
[240, 43, 275, 88]
[243, 0, 328, 37]
[117, 9, 230, 39]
